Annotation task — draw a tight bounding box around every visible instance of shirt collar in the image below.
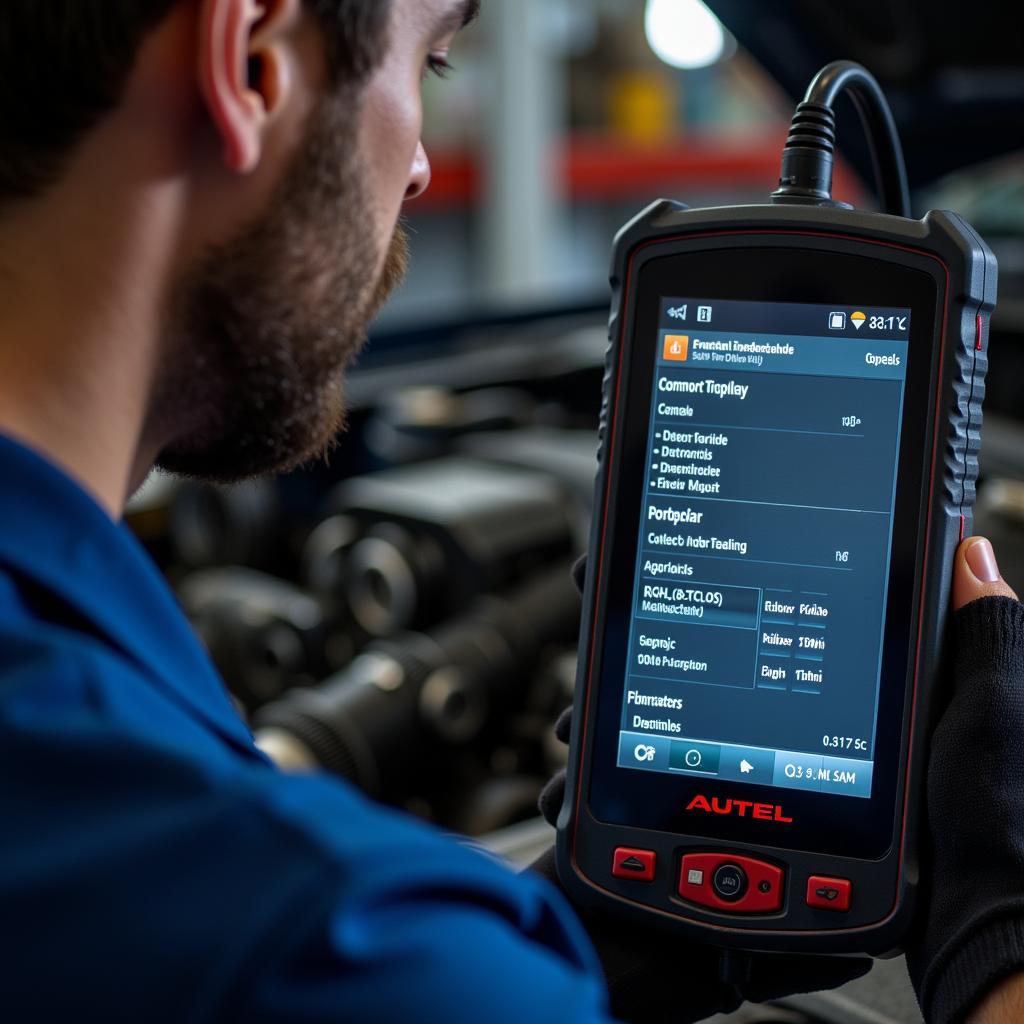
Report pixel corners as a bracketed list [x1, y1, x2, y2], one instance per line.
[0, 432, 257, 754]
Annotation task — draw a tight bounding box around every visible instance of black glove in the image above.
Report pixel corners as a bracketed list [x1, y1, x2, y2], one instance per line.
[531, 557, 871, 1024]
[907, 596, 1024, 1024]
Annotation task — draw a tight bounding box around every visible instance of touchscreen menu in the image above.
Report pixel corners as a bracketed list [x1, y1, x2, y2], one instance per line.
[617, 298, 910, 799]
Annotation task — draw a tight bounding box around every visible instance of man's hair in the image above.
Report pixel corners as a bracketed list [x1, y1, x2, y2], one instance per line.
[0, 0, 390, 203]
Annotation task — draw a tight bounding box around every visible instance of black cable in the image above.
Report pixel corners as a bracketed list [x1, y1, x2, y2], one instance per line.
[809, 61, 911, 217]
[771, 60, 911, 217]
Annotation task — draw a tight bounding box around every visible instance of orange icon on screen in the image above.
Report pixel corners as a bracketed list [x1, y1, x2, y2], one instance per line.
[664, 335, 689, 361]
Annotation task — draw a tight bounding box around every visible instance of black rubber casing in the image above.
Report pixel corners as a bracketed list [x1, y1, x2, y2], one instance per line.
[557, 201, 996, 955]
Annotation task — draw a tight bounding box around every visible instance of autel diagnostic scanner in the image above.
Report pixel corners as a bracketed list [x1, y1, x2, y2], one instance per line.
[557, 61, 996, 955]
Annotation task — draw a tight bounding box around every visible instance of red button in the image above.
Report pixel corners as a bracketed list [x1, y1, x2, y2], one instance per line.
[806, 875, 852, 912]
[612, 847, 656, 881]
[679, 853, 783, 913]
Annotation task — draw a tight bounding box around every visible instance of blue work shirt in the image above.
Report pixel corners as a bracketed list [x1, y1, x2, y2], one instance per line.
[0, 433, 612, 1022]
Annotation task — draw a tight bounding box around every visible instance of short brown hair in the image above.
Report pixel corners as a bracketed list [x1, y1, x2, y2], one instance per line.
[0, 0, 390, 202]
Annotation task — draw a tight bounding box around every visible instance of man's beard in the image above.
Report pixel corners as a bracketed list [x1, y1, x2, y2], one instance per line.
[152, 93, 409, 482]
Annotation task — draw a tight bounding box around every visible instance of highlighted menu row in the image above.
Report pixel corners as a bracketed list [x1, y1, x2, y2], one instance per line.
[617, 731, 873, 798]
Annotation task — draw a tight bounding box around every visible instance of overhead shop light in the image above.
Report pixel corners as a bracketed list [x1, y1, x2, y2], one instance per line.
[644, 0, 731, 70]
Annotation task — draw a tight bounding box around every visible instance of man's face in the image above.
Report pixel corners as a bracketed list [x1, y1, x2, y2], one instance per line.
[154, 0, 475, 482]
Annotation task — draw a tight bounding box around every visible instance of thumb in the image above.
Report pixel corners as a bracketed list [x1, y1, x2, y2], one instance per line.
[952, 536, 1019, 612]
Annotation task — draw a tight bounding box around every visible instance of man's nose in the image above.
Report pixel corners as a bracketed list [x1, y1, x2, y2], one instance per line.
[405, 141, 431, 201]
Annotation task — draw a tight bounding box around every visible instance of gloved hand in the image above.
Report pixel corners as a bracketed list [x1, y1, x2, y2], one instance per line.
[906, 537, 1024, 1024]
[531, 557, 871, 1024]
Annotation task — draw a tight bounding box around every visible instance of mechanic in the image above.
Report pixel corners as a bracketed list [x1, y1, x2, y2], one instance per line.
[0, 2, 1021, 1022]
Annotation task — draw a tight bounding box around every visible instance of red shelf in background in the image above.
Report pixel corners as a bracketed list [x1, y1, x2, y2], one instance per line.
[412, 133, 868, 211]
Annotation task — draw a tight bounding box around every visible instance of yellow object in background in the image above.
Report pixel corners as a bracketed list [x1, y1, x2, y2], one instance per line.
[608, 70, 678, 146]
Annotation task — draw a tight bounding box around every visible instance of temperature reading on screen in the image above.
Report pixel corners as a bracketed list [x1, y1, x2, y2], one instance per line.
[870, 315, 908, 332]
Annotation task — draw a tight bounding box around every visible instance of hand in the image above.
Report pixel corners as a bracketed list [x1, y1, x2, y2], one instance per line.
[906, 537, 1024, 1024]
[532, 558, 871, 1024]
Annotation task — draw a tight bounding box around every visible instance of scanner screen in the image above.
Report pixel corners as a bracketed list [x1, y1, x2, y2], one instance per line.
[616, 298, 911, 799]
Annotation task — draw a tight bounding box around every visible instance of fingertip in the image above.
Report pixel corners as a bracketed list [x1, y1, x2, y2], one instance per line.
[952, 537, 1019, 612]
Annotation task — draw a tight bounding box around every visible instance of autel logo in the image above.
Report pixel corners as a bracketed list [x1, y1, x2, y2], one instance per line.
[686, 794, 794, 823]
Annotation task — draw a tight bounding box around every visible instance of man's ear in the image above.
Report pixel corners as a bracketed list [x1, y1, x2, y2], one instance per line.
[199, 0, 302, 174]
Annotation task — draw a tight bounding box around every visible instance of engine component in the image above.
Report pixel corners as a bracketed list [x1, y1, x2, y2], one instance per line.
[180, 568, 350, 711]
[254, 564, 581, 800]
[325, 456, 576, 636]
[170, 480, 284, 571]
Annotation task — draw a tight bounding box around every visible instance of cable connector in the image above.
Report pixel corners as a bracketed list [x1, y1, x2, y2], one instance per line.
[771, 60, 910, 217]
[772, 101, 841, 206]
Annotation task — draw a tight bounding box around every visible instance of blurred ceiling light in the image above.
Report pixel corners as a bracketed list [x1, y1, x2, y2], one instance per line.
[644, 0, 730, 70]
